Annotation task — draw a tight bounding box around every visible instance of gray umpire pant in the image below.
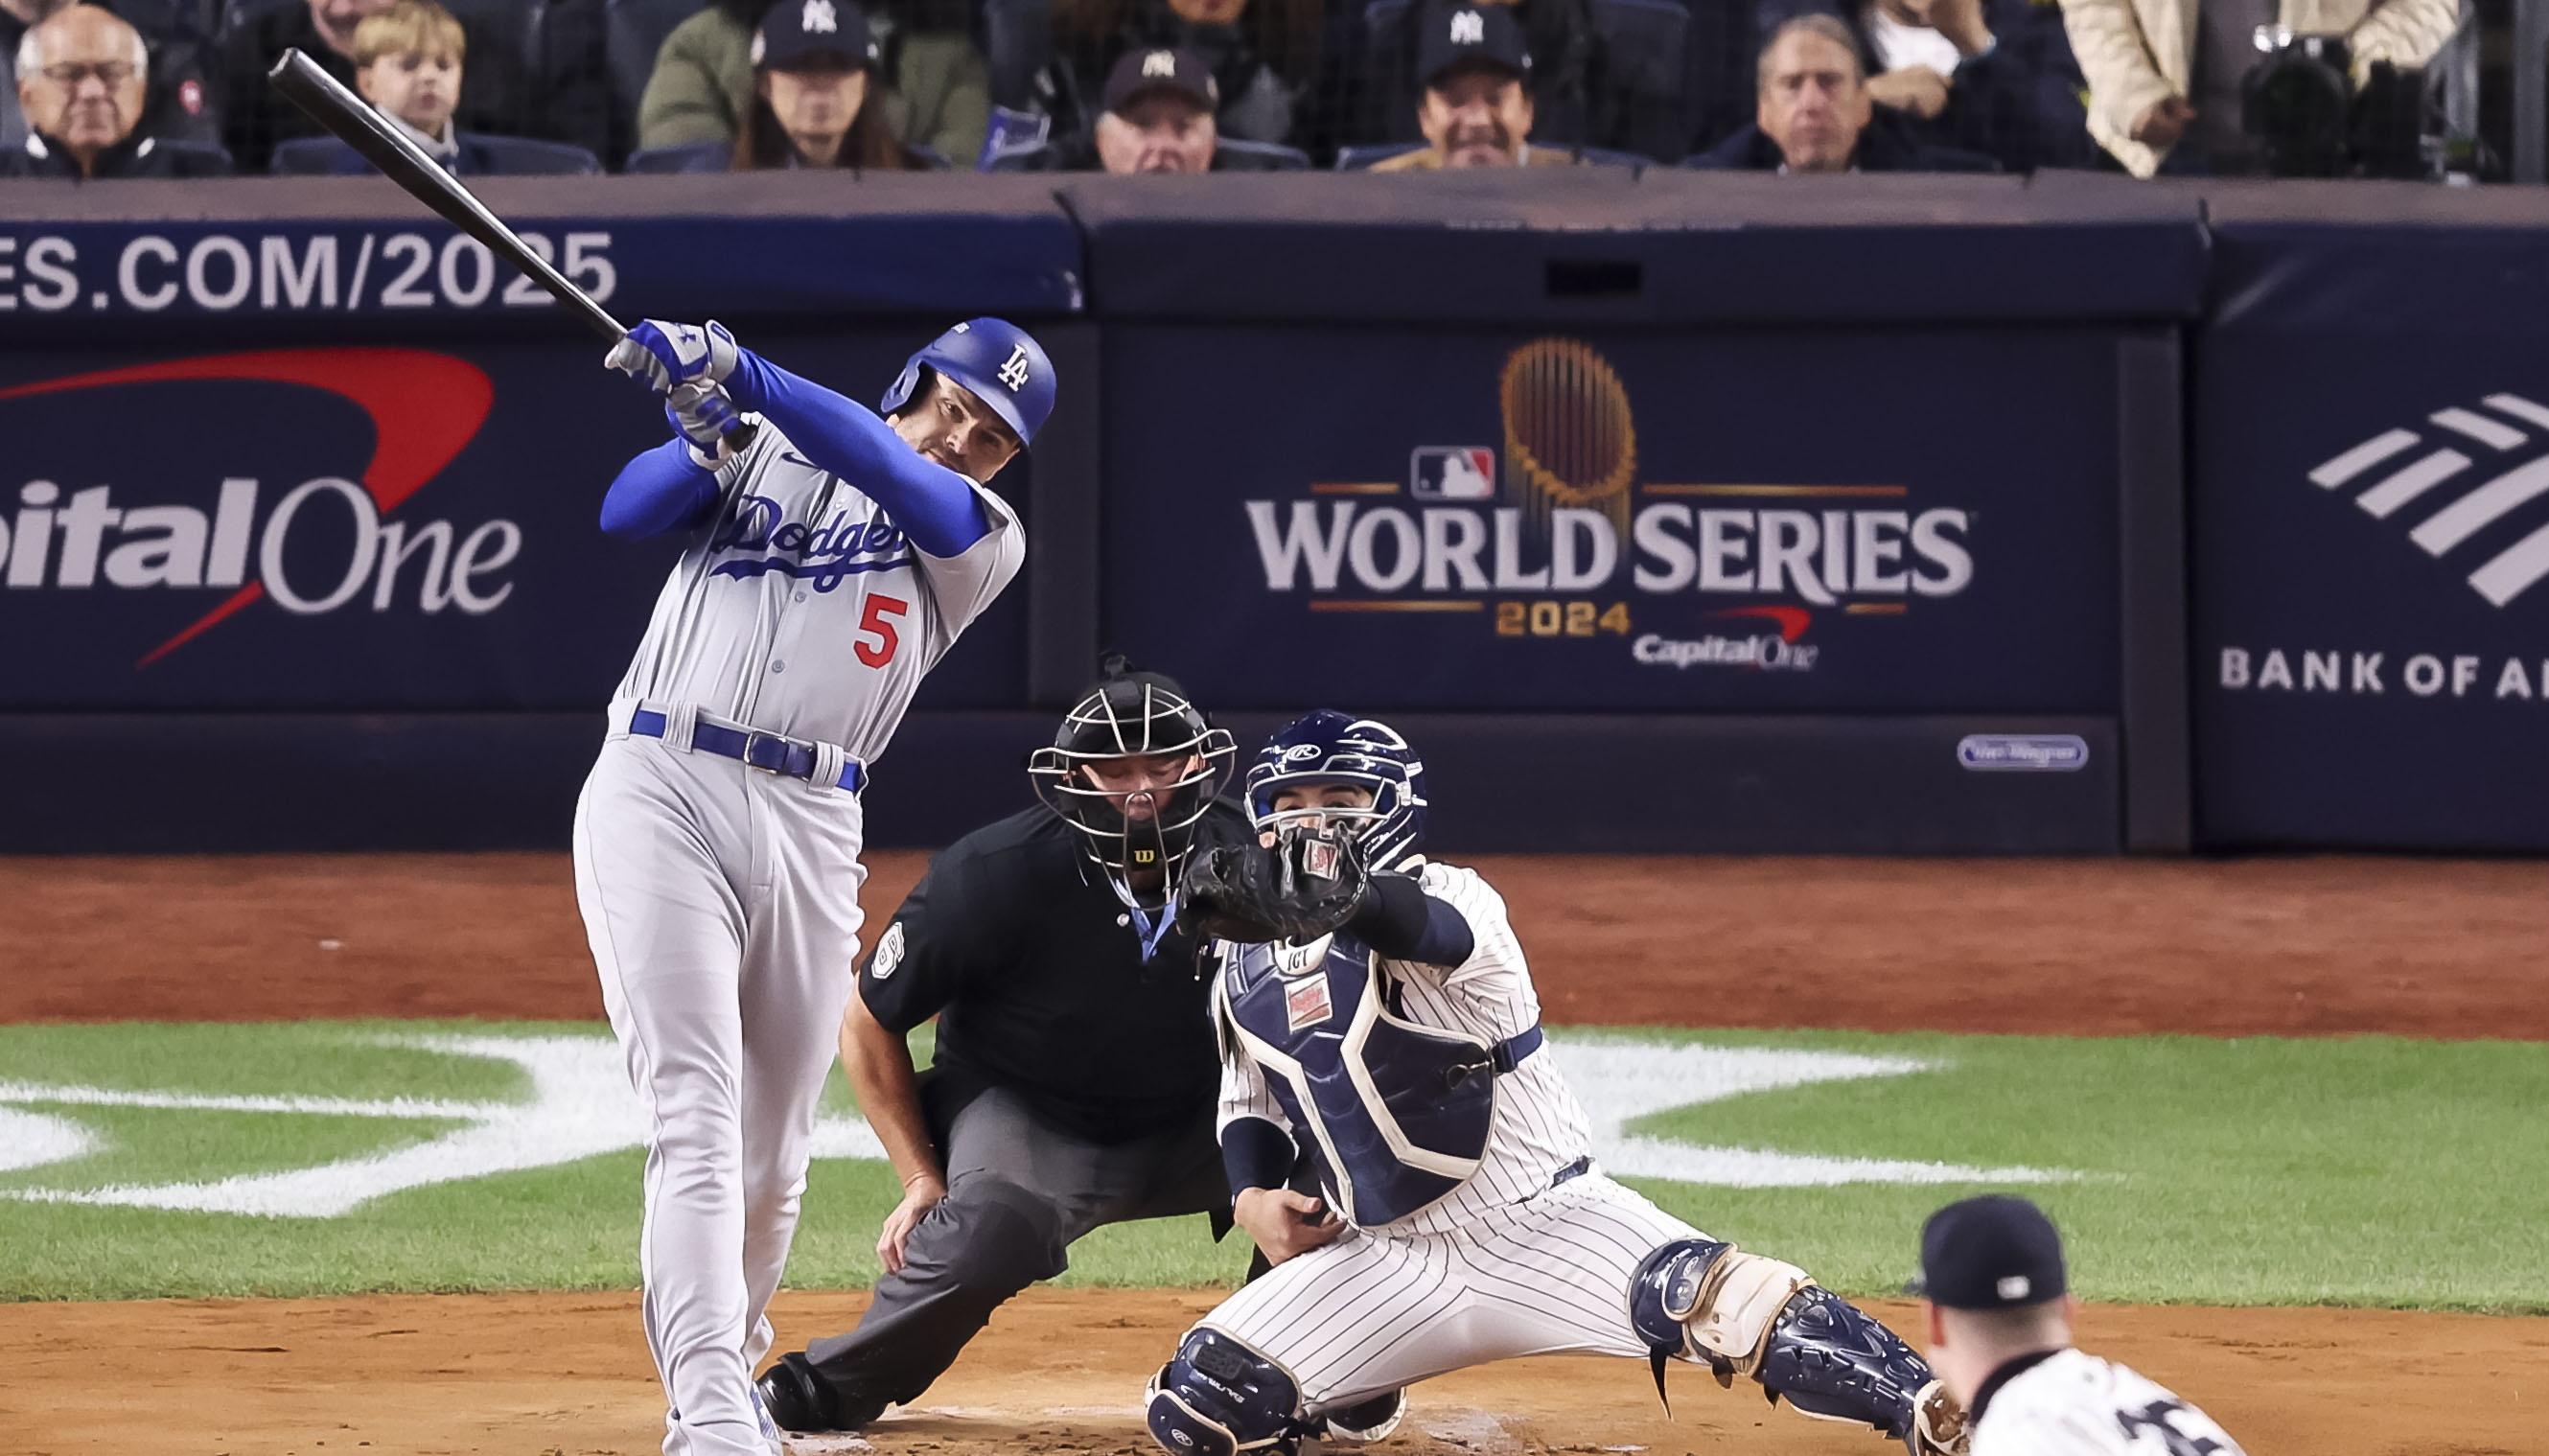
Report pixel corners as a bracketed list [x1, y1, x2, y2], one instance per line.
[797, 1068, 1228, 1419]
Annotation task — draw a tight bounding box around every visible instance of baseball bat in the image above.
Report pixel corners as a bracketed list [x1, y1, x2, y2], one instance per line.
[266, 49, 751, 449]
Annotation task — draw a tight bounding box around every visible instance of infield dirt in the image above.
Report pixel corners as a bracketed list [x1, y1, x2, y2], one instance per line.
[7, 852, 2545, 1455]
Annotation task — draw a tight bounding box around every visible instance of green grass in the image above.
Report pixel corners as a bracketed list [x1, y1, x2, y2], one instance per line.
[0, 1020, 2540, 1312]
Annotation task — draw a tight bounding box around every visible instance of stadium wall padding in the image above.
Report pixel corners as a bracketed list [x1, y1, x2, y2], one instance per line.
[2, 173, 2535, 853]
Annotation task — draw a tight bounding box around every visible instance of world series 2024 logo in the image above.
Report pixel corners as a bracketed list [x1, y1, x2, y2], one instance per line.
[1241, 338, 1977, 673]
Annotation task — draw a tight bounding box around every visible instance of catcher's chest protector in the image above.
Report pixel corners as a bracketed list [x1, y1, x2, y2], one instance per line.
[1223, 935, 1500, 1227]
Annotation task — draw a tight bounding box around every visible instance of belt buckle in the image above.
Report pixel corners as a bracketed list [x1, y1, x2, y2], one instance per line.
[740, 730, 790, 774]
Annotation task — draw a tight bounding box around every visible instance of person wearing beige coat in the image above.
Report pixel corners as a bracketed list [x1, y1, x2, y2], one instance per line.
[2060, 0, 2457, 175]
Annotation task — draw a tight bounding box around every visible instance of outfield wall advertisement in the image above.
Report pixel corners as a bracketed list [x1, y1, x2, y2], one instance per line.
[0, 337, 1029, 711]
[1102, 328, 2126, 713]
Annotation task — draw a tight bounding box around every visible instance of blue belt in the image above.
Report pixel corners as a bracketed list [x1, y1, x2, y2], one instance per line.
[629, 709, 865, 792]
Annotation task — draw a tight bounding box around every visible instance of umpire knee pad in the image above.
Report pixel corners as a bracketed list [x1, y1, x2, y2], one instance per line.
[1144, 1327, 1305, 1456]
[934, 1175, 1067, 1291]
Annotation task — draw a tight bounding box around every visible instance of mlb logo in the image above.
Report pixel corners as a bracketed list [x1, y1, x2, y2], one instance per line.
[1411, 447, 1496, 500]
[1284, 975, 1334, 1032]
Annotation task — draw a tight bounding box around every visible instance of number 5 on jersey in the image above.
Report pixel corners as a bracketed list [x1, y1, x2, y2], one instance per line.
[857, 592, 909, 668]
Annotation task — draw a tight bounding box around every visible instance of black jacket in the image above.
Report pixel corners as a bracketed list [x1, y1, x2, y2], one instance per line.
[270, 130, 602, 176]
[1751, 0, 2095, 171]
[0, 131, 232, 178]
[986, 134, 1308, 171]
[1687, 109, 2000, 171]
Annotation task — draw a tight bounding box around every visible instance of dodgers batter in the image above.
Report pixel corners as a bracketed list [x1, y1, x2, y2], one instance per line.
[1149, 710, 1970, 1456]
[575, 316, 1052, 1456]
[1916, 1196, 2247, 1456]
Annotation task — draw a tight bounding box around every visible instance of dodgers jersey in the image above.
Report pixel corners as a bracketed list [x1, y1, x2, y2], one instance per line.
[1217, 860, 1593, 1236]
[1975, 1349, 2247, 1456]
[611, 421, 1024, 763]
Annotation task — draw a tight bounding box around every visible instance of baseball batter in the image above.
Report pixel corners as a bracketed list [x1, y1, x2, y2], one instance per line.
[1916, 1196, 2247, 1456]
[575, 316, 1052, 1456]
[1147, 709, 1969, 1456]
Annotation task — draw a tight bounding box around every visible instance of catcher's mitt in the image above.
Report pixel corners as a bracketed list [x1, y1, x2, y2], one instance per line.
[1178, 826, 1370, 944]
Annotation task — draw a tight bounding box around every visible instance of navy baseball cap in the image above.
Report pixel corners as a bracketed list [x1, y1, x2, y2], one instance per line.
[1415, 0, 1533, 90]
[1914, 1195, 2068, 1310]
[1103, 47, 1219, 116]
[753, 0, 878, 70]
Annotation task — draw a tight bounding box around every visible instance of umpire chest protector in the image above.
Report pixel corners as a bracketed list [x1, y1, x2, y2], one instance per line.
[1220, 933, 1531, 1227]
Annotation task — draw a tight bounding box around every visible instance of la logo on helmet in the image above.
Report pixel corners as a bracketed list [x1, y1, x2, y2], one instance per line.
[998, 343, 1032, 392]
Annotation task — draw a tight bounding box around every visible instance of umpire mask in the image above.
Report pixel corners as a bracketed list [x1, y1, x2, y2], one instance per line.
[1029, 658, 1237, 885]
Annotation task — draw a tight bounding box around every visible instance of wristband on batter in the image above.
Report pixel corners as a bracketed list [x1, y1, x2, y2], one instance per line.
[1220, 1116, 1295, 1198]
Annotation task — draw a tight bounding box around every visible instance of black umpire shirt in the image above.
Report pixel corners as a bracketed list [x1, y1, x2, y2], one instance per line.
[858, 802, 1251, 1144]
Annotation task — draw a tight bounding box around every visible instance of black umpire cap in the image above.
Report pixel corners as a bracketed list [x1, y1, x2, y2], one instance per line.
[1914, 1195, 2068, 1310]
[1415, 0, 1534, 90]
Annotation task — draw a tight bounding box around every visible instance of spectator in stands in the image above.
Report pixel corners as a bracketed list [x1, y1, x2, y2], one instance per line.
[2062, 0, 2454, 175]
[992, 44, 1302, 169]
[1353, 0, 1639, 162]
[638, 0, 986, 170]
[3, 3, 225, 174]
[260, 0, 593, 174]
[721, 0, 930, 168]
[1371, 1, 1571, 169]
[1689, 14, 1995, 170]
[1052, 0, 1319, 146]
[1763, 0, 2093, 170]
[220, 0, 526, 172]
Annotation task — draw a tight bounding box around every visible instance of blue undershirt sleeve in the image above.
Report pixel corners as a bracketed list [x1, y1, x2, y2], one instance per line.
[723, 350, 994, 558]
[598, 437, 722, 539]
[1220, 1116, 1296, 1198]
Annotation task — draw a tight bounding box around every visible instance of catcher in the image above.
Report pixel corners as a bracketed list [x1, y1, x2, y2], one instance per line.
[1152, 707, 1970, 1456]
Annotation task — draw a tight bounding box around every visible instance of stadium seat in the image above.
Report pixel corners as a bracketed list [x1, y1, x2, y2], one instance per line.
[1215, 137, 1313, 170]
[605, 0, 712, 123]
[270, 133, 604, 174]
[1588, 0, 1690, 160]
[1333, 140, 1418, 170]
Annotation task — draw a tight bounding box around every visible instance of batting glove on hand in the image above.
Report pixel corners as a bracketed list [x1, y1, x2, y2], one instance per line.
[606, 319, 740, 395]
[666, 381, 748, 468]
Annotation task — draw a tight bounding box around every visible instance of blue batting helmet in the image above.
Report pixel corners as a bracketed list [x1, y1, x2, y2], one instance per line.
[878, 317, 1055, 449]
[1245, 710, 1428, 870]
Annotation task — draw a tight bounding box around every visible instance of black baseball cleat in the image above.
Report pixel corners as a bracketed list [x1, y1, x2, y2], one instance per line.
[1320, 1389, 1407, 1444]
[755, 1355, 841, 1433]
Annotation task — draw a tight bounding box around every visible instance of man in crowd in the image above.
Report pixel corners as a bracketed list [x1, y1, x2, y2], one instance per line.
[1690, 14, 1994, 171]
[2060, 0, 2452, 175]
[219, 0, 526, 171]
[994, 46, 1303, 171]
[1372, 0, 1575, 170]
[3, 3, 227, 175]
[1763, 0, 2094, 170]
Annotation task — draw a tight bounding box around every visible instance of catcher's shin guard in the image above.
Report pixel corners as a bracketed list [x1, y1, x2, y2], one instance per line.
[1628, 1240, 1968, 1455]
[1144, 1328, 1305, 1456]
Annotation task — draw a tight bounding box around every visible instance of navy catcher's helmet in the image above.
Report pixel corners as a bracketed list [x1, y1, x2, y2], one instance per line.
[878, 318, 1055, 449]
[1030, 658, 1236, 880]
[1246, 711, 1428, 870]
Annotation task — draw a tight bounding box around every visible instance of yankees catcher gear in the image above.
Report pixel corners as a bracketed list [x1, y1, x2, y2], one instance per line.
[1629, 1239, 1968, 1456]
[1244, 711, 1428, 871]
[1030, 658, 1236, 882]
[1178, 827, 1370, 945]
[879, 316, 1055, 448]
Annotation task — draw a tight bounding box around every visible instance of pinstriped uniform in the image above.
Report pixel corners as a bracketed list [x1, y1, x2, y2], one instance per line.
[1973, 1351, 2246, 1456]
[1204, 860, 1709, 1412]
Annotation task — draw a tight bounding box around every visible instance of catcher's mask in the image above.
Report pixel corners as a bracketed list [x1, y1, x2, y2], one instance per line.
[1030, 660, 1236, 881]
[1245, 710, 1428, 870]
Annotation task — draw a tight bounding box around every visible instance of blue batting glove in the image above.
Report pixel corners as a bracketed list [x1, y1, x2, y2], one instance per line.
[606, 319, 740, 395]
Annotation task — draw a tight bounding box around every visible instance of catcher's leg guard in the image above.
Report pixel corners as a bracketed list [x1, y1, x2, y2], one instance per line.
[1628, 1240, 1968, 1455]
[1144, 1328, 1306, 1456]
[1318, 1389, 1407, 1444]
